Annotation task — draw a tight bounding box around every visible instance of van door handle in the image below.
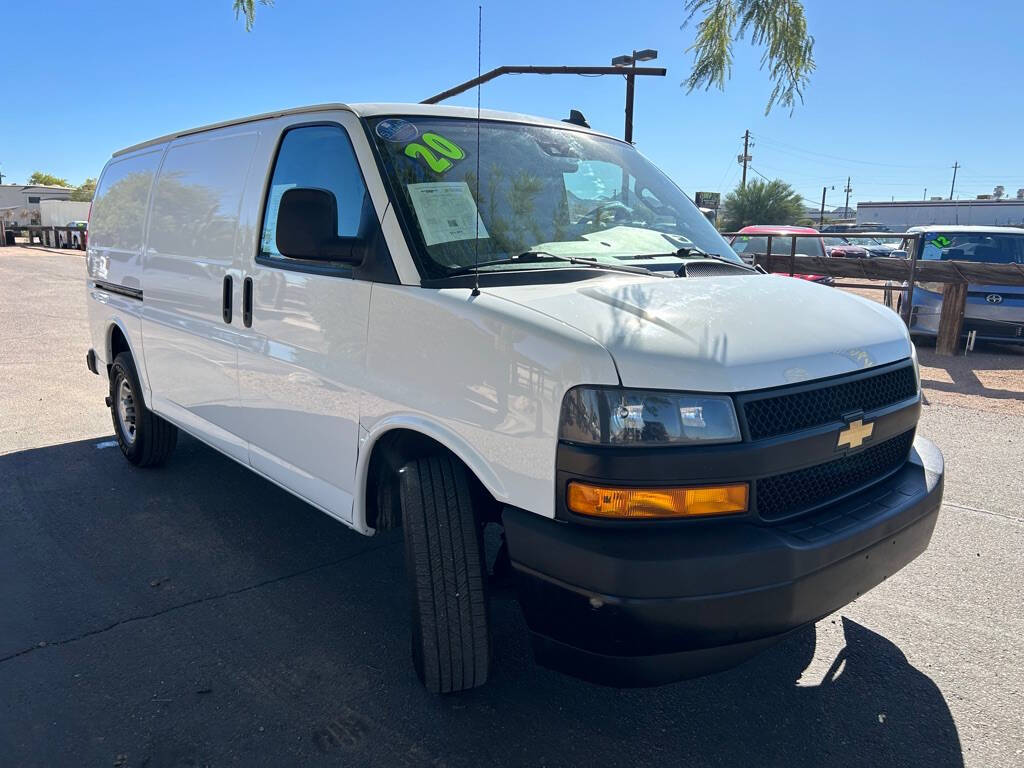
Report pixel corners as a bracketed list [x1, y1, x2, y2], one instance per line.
[243, 277, 253, 328]
[222, 275, 233, 323]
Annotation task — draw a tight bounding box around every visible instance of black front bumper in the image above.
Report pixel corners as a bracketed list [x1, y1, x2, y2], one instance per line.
[503, 436, 943, 687]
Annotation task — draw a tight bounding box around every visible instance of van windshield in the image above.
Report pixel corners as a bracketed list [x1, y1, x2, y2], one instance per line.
[920, 232, 1024, 264]
[367, 116, 740, 280]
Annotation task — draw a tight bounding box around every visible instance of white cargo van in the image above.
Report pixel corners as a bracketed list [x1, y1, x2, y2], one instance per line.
[85, 103, 943, 692]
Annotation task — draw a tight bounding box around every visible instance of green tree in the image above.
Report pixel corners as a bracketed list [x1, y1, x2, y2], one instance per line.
[720, 178, 804, 230]
[71, 178, 97, 202]
[233, 0, 273, 30]
[683, 0, 815, 113]
[27, 171, 69, 187]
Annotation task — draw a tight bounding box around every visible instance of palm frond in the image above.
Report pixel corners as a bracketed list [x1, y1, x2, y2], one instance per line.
[233, 0, 274, 32]
[682, 0, 815, 114]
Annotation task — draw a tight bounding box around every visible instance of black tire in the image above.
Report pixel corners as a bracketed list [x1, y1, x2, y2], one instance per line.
[109, 352, 178, 467]
[400, 454, 490, 693]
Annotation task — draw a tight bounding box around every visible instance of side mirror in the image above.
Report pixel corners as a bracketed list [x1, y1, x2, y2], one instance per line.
[276, 187, 364, 264]
[889, 250, 908, 259]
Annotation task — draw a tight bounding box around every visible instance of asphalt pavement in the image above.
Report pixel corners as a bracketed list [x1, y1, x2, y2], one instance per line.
[1, 246, 1022, 767]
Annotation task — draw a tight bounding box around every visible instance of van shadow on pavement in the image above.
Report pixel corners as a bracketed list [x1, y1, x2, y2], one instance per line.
[0, 435, 962, 767]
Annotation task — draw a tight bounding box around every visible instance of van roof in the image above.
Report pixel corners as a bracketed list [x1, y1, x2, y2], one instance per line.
[113, 102, 616, 157]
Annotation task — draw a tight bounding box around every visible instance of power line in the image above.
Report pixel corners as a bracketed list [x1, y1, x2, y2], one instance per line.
[747, 166, 843, 209]
[752, 133, 946, 170]
[716, 139, 744, 192]
[749, 135, 946, 171]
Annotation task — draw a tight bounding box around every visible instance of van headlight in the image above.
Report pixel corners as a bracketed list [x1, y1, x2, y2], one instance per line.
[559, 387, 741, 446]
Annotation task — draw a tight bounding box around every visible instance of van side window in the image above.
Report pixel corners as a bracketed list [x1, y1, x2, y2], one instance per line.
[259, 125, 370, 262]
[89, 149, 163, 253]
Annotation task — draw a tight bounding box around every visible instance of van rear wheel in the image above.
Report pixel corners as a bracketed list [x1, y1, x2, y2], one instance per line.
[400, 454, 491, 693]
[109, 352, 178, 467]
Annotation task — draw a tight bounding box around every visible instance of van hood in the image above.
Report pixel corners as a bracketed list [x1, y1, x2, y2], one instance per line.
[484, 274, 912, 392]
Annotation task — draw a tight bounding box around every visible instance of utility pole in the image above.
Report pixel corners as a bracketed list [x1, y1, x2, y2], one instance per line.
[949, 162, 959, 200]
[819, 186, 827, 227]
[843, 176, 853, 219]
[740, 130, 751, 188]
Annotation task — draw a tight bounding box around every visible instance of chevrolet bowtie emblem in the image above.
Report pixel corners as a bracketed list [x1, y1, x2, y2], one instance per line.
[837, 418, 874, 450]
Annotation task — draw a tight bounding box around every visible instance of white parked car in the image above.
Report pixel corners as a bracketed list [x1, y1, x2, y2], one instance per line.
[898, 225, 1024, 344]
[84, 103, 943, 692]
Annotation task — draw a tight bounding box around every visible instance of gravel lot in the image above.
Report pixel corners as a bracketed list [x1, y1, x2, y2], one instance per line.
[2, 246, 1022, 767]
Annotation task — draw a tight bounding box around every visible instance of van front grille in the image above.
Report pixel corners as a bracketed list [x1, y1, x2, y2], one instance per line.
[743, 364, 917, 441]
[756, 430, 915, 521]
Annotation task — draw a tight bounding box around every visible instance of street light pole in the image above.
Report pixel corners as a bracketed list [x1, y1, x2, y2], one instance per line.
[422, 60, 665, 143]
[624, 62, 636, 143]
[613, 48, 657, 144]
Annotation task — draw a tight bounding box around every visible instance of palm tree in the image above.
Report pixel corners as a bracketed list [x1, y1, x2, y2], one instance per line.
[720, 179, 804, 231]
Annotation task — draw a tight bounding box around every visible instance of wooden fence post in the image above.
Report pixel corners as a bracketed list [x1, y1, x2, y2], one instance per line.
[935, 281, 968, 356]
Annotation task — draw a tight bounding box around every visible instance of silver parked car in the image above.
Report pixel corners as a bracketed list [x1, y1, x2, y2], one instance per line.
[900, 226, 1024, 344]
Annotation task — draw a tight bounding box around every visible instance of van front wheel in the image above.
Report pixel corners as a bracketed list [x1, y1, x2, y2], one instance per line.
[400, 455, 491, 693]
[109, 352, 178, 467]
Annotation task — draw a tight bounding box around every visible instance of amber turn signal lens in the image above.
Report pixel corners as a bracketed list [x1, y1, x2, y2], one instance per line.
[567, 481, 748, 519]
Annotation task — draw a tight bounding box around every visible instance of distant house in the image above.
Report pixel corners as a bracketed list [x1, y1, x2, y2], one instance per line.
[0, 184, 73, 226]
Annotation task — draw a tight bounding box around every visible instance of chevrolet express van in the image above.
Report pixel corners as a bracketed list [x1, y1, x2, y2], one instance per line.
[85, 103, 944, 692]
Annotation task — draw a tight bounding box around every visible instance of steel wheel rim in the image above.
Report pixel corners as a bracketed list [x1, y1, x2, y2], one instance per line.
[116, 377, 137, 445]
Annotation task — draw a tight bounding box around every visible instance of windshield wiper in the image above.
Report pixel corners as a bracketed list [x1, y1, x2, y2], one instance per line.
[444, 251, 668, 279]
[675, 246, 754, 266]
[443, 251, 569, 277]
[637, 246, 758, 273]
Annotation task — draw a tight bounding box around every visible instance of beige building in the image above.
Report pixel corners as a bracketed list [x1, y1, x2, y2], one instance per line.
[0, 184, 73, 225]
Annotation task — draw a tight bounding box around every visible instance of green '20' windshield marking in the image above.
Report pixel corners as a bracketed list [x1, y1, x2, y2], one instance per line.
[403, 132, 466, 174]
[930, 235, 952, 249]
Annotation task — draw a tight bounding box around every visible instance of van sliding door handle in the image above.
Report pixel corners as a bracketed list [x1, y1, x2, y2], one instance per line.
[222, 275, 233, 324]
[243, 277, 253, 328]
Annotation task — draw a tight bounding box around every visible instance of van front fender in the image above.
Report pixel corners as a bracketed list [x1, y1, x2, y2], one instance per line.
[353, 414, 509, 535]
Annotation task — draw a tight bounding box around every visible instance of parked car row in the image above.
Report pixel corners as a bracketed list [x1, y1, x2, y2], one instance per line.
[726, 222, 1023, 346]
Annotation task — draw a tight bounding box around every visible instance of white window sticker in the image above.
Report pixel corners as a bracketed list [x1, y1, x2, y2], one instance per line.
[406, 181, 489, 246]
[261, 182, 296, 254]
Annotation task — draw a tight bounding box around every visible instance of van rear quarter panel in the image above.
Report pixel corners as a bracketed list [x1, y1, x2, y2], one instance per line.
[359, 285, 619, 523]
[86, 147, 166, 394]
[140, 128, 260, 461]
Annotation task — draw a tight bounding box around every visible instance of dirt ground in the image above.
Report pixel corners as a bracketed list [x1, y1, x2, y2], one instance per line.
[840, 281, 1024, 417]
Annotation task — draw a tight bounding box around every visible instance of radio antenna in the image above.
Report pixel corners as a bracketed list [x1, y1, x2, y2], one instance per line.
[471, 4, 482, 297]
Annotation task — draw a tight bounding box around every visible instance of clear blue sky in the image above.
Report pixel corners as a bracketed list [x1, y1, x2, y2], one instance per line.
[3, 0, 1022, 210]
